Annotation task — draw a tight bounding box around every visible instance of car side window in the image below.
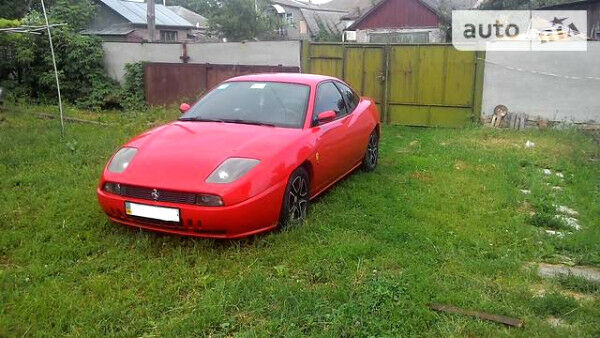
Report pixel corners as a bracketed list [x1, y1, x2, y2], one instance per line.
[313, 82, 347, 123]
[334, 81, 360, 113]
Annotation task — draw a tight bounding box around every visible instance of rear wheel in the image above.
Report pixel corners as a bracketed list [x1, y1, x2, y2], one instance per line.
[361, 130, 379, 172]
[279, 167, 310, 228]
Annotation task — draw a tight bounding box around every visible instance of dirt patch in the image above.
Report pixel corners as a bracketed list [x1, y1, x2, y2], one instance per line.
[411, 171, 433, 182]
[0, 255, 13, 268]
[486, 138, 523, 149]
[519, 201, 536, 216]
[546, 316, 569, 328]
[454, 160, 471, 171]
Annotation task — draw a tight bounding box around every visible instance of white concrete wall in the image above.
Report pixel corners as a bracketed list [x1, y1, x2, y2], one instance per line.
[482, 42, 600, 123]
[103, 41, 302, 82]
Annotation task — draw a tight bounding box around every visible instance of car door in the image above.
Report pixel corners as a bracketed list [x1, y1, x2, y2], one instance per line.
[333, 81, 372, 164]
[311, 81, 351, 192]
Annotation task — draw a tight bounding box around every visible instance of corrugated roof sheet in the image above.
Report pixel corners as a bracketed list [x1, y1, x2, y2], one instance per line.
[81, 23, 134, 35]
[272, 0, 346, 12]
[98, 0, 192, 27]
[300, 8, 346, 36]
[167, 5, 208, 28]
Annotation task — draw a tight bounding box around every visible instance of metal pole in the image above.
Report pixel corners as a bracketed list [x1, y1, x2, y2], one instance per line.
[147, 0, 156, 42]
[40, 0, 64, 137]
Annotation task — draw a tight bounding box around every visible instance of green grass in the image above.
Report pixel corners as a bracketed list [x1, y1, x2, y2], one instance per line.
[1, 105, 599, 336]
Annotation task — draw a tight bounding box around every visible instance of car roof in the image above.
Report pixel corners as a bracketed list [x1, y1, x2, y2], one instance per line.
[226, 73, 339, 86]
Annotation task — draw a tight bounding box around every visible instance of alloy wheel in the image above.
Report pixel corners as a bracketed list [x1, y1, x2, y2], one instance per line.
[288, 175, 309, 222]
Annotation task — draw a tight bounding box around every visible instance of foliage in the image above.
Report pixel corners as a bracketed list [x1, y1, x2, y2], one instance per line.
[120, 62, 147, 111]
[1, 108, 599, 336]
[0, 0, 35, 20]
[313, 18, 341, 42]
[49, 0, 97, 32]
[0, 0, 122, 110]
[168, 0, 215, 17]
[208, 0, 275, 41]
[0, 19, 32, 82]
[479, 0, 570, 9]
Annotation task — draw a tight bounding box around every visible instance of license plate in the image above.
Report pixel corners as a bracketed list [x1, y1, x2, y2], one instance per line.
[125, 202, 180, 222]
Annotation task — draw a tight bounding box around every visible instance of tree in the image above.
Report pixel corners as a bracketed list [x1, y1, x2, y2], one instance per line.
[479, 0, 569, 9]
[313, 19, 341, 42]
[208, 0, 275, 41]
[166, 0, 215, 16]
[49, 0, 97, 31]
[1, 0, 119, 109]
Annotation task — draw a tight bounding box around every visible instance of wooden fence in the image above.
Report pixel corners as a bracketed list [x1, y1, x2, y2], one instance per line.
[144, 63, 300, 106]
[301, 41, 485, 127]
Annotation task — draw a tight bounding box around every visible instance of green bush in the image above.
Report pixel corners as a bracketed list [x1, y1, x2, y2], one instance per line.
[120, 62, 147, 111]
[0, 1, 122, 110]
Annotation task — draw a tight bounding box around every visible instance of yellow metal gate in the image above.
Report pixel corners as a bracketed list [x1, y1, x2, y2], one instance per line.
[301, 41, 485, 127]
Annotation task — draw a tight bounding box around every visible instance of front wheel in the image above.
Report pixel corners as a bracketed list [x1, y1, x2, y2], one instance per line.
[361, 130, 379, 172]
[279, 167, 310, 229]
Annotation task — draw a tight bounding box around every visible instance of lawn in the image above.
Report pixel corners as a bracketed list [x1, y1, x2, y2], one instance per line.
[1, 105, 599, 337]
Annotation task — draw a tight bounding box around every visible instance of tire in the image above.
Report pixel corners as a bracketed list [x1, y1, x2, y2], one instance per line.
[361, 130, 379, 172]
[279, 167, 310, 229]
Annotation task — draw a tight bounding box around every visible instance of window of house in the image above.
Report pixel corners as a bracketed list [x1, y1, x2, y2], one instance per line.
[160, 30, 178, 42]
[313, 82, 347, 123]
[285, 12, 293, 24]
[334, 81, 359, 113]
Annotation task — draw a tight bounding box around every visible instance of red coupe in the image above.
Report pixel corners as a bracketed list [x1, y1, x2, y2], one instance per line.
[97, 73, 380, 238]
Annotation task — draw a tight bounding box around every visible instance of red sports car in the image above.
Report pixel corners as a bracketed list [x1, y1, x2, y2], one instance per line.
[97, 73, 380, 238]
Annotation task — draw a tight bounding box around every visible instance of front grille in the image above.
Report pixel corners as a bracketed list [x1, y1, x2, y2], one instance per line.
[119, 184, 197, 205]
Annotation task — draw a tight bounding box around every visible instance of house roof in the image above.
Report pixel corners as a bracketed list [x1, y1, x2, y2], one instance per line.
[269, 0, 347, 36]
[323, 0, 375, 19]
[271, 0, 347, 12]
[81, 23, 134, 36]
[344, 0, 480, 29]
[97, 0, 192, 28]
[167, 5, 208, 29]
[300, 8, 347, 36]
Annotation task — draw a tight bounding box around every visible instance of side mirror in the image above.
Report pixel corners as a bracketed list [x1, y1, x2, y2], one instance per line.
[316, 110, 336, 124]
[179, 103, 191, 114]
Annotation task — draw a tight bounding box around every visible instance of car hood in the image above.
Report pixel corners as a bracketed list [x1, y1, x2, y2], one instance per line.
[105, 121, 303, 191]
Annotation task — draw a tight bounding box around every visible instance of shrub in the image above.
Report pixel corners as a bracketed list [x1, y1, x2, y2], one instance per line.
[0, 1, 121, 110]
[120, 62, 147, 111]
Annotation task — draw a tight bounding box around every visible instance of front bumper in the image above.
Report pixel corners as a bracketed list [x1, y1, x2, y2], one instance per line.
[97, 180, 286, 239]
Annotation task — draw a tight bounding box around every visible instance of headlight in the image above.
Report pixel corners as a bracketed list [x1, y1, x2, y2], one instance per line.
[206, 158, 260, 184]
[108, 147, 137, 173]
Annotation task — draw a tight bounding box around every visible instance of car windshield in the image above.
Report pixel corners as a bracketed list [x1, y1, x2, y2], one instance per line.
[180, 81, 310, 128]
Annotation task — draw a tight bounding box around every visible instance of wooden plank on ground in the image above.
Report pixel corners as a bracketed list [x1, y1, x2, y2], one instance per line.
[430, 303, 524, 328]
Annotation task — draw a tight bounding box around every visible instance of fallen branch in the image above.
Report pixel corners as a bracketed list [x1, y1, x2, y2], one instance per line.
[37, 113, 108, 126]
[430, 303, 524, 328]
